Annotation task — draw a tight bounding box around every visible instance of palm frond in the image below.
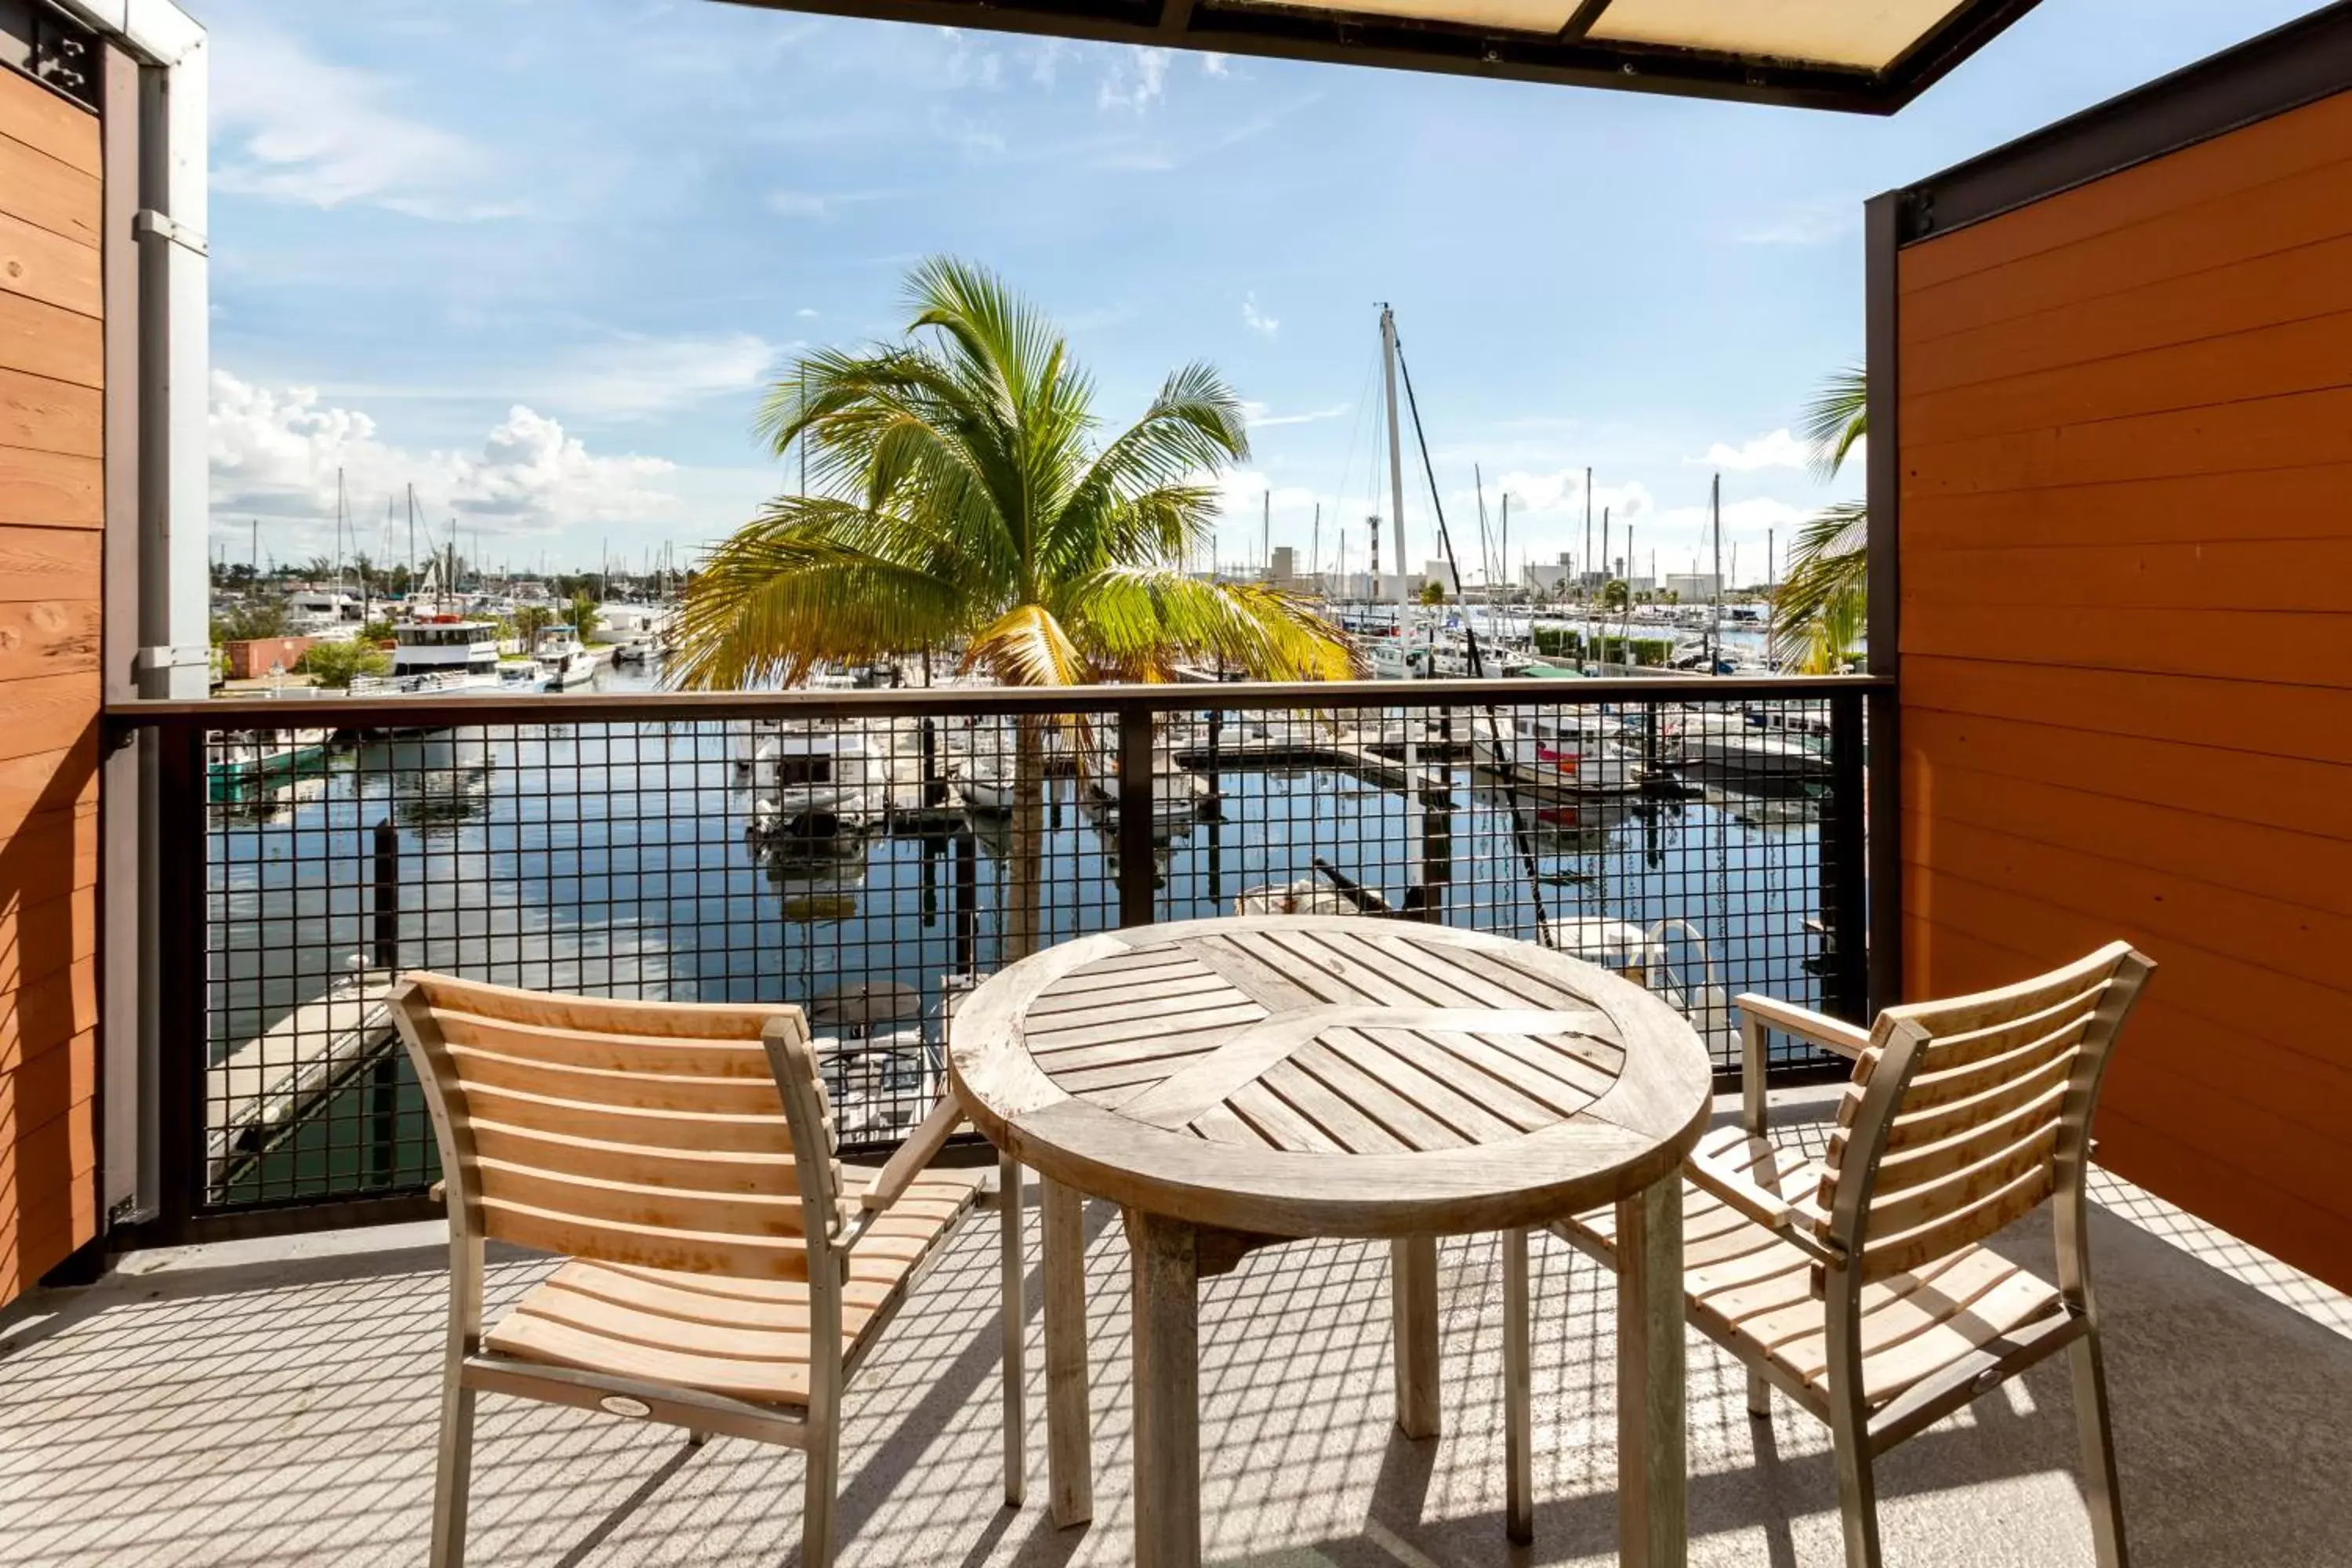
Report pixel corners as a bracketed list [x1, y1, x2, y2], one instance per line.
[1768, 499, 1869, 666]
[664, 497, 967, 691]
[964, 602, 1094, 688]
[1066, 568, 1363, 682]
[1800, 363, 1868, 482]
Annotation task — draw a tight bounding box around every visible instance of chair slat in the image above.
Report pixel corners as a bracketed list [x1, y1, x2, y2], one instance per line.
[414, 973, 796, 1039]
[1908, 982, 2107, 1074]
[1860, 1123, 2061, 1242]
[466, 1119, 799, 1197]
[473, 1154, 814, 1239]
[1853, 1165, 2056, 1283]
[482, 1196, 815, 1282]
[434, 1007, 776, 1077]
[445, 1040, 786, 1116]
[459, 1079, 804, 1155]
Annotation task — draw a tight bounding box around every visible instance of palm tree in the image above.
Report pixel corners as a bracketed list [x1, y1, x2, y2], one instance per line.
[671, 257, 1360, 960]
[1771, 364, 1868, 667]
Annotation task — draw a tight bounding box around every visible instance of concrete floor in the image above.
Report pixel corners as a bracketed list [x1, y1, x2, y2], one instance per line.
[2, 1090, 2347, 1568]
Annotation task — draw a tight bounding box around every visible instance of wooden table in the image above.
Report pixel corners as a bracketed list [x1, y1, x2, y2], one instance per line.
[949, 914, 1714, 1568]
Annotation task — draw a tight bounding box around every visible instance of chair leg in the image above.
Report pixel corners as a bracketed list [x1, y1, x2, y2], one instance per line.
[1747, 1370, 1771, 1420]
[2070, 1331, 2130, 1568]
[1829, 1410, 1882, 1568]
[803, 1417, 840, 1568]
[686, 1429, 711, 1450]
[1000, 1152, 1028, 1509]
[430, 1376, 477, 1568]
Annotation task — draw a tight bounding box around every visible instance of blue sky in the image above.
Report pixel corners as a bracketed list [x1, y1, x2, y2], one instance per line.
[201, 0, 2319, 583]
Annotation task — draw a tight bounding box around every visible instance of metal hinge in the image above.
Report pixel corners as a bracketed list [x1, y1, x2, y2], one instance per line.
[132, 209, 209, 258]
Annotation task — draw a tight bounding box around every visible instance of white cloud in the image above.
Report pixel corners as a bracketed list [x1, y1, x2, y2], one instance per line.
[1731, 199, 1858, 247]
[1241, 401, 1347, 429]
[211, 25, 514, 219]
[796, 307, 822, 319]
[547, 332, 785, 421]
[1200, 53, 1231, 77]
[1241, 293, 1280, 338]
[209, 371, 679, 551]
[1693, 428, 1808, 472]
[1098, 47, 1171, 113]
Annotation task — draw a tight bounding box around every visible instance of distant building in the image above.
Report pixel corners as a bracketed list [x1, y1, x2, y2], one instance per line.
[1523, 554, 1573, 593]
[1665, 572, 1723, 601]
[1269, 546, 1297, 585]
[1421, 559, 1459, 595]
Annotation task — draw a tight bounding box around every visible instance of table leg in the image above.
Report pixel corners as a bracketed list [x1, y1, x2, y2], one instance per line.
[1390, 1234, 1442, 1439]
[1128, 1209, 1200, 1568]
[999, 1152, 1026, 1508]
[1503, 1226, 1534, 1543]
[1042, 1178, 1094, 1528]
[1616, 1177, 1686, 1568]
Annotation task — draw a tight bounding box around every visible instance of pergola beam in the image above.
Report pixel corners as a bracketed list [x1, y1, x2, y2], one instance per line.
[710, 0, 2047, 114]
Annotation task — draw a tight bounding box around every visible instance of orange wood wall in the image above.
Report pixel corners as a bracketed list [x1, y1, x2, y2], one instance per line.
[1898, 89, 2352, 1290]
[0, 68, 103, 1306]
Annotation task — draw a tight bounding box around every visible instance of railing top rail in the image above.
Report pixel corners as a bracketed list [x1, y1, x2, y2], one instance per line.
[112, 673, 1886, 730]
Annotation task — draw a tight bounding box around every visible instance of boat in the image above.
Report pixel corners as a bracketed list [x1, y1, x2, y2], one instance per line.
[1472, 709, 1640, 796]
[354, 618, 504, 695]
[208, 729, 335, 801]
[743, 721, 887, 833]
[1541, 915, 1737, 1058]
[532, 626, 598, 689]
[1234, 858, 1405, 916]
[1673, 710, 1832, 790]
[1082, 734, 1210, 837]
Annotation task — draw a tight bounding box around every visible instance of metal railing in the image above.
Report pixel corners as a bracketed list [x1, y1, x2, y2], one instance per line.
[111, 674, 1878, 1239]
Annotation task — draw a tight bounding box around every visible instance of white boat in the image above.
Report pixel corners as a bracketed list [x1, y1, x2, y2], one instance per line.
[1369, 638, 1433, 680]
[744, 722, 887, 831]
[1473, 710, 1639, 796]
[1083, 736, 1210, 837]
[1541, 915, 1737, 1058]
[357, 618, 504, 695]
[1674, 711, 1833, 789]
[533, 626, 598, 689]
[809, 1029, 937, 1142]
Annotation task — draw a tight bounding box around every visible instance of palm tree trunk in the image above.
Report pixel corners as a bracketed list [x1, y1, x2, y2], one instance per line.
[1005, 713, 1047, 964]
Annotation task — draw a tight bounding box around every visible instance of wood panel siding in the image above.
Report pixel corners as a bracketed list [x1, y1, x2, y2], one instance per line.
[1899, 86, 2352, 1292]
[0, 67, 101, 1307]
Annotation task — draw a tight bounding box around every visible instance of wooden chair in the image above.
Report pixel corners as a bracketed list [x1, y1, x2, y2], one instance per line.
[390, 974, 1023, 1568]
[1549, 942, 2153, 1568]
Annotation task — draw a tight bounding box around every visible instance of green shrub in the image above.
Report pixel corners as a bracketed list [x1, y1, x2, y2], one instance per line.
[299, 639, 390, 688]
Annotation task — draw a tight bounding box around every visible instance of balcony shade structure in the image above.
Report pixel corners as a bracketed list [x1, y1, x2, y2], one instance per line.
[712, 0, 2042, 111]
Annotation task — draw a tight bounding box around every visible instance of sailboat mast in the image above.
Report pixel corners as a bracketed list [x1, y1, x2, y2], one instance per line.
[1380, 306, 1410, 644]
[1708, 470, 1723, 673]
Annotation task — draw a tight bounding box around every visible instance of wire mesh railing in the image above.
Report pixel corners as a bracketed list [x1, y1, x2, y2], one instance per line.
[123, 676, 1874, 1233]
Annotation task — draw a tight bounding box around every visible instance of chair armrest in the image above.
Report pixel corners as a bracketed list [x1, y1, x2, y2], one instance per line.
[856, 1094, 965, 1214]
[1685, 1143, 1840, 1265]
[1734, 993, 1870, 1058]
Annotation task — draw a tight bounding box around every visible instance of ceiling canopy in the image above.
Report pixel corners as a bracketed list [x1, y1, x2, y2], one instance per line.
[714, 0, 2042, 112]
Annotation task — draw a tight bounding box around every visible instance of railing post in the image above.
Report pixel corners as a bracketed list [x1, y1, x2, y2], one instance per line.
[1116, 704, 1156, 929]
[152, 722, 209, 1236]
[1824, 689, 1871, 1025]
[370, 818, 400, 971]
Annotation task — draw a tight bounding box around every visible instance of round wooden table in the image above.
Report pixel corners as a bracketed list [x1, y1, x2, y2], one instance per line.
[949, 914, 1714, 1568]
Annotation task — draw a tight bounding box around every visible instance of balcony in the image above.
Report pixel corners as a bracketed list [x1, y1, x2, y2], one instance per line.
[0, 677, 2338, 1565]
[4, 1082, 2347, 1566]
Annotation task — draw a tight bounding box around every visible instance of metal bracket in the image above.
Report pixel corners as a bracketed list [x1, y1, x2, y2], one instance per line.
[131, 209, 209, 257]
[135, 644, 210, 673]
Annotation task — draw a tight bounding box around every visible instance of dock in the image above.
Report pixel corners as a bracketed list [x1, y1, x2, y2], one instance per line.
[208, 971, 398, 1188]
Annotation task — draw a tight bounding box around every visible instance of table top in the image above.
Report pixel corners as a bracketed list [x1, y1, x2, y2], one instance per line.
[948, 915, 1715, 1238]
